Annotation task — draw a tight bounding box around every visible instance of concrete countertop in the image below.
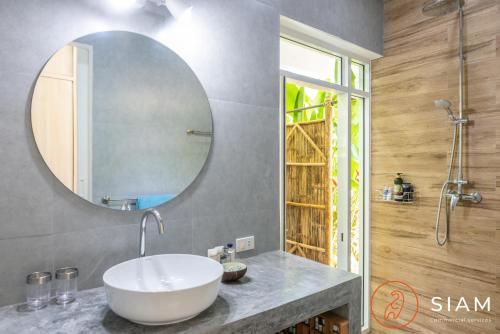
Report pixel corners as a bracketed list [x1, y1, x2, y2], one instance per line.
[0, 251, 361, 334]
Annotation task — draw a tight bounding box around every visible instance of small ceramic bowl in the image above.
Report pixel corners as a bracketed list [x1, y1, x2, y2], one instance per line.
[222, 262, 247, 282]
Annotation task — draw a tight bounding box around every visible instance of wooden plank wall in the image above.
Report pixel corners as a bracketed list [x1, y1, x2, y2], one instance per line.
[371, 0, 500, 333]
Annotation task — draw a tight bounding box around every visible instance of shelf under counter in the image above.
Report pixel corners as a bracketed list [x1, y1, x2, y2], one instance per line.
[0, 251, 361, 334]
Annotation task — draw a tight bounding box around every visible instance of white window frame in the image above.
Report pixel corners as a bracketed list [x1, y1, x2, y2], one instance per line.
[71, 42, 94, 202]
[279, 33, 372, 333]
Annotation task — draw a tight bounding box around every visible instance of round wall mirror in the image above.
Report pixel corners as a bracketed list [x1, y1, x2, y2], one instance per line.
[31, 31, 213, 211]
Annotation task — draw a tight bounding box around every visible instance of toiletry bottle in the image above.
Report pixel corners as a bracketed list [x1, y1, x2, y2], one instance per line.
[383, 186, 388, 200]
[402, 182, 413, 202]
[393, 173, 404, 201]
[220, 249, 228, 264]
[226, 243, 235, 262]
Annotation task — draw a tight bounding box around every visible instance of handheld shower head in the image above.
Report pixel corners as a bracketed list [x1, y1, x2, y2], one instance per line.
[434, 99, 456, 121]
[434, 99, 451, 109]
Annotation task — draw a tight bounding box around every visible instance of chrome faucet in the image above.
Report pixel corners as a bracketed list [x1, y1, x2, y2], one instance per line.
[446, 190, 482, 211]
[139, 209, 165, 257]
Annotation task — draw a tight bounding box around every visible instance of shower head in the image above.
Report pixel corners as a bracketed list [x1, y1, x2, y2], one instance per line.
[434, 99, 456, 121]
[434, 99, 451, 109]
[422, 0, 463, 17]
[434, 99, 457, 121]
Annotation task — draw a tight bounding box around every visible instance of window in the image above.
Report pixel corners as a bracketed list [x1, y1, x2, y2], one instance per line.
[280, 36, 370, 327]
[285, 80, 337, 124]
[280, 38, 342, 85]
[350, 61, 366, 91]
[350, 96, 364, 274]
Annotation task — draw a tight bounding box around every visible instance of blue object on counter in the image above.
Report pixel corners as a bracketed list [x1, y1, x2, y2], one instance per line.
[136, 194, 176, 209]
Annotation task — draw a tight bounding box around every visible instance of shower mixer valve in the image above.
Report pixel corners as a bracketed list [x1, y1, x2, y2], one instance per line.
[461, 192, 482, 203]
[445, 189, 482, 210]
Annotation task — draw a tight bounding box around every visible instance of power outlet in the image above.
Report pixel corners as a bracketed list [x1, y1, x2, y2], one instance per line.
[235, 236, 255, 252]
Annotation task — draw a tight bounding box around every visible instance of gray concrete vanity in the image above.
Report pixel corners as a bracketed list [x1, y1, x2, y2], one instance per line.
[0, 251, 361, 334]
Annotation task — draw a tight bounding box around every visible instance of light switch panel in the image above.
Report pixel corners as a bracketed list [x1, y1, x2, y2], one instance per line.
[235, 236, 255, 252]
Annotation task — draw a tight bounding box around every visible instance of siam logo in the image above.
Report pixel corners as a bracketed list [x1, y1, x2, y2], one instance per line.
[371, 280, 419, 330]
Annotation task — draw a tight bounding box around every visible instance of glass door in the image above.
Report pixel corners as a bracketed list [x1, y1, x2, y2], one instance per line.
[280, 36, 370, 328]
[283, 78, 341, 267]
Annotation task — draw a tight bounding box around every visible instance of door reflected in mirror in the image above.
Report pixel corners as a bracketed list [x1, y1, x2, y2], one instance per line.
[31, 31, 212, 211]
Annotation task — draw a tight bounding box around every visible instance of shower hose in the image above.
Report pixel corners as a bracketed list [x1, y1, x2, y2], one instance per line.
[435, 123, 458, 246]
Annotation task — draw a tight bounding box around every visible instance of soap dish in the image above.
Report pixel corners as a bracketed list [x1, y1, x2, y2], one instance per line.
[222, 262, 247, 282]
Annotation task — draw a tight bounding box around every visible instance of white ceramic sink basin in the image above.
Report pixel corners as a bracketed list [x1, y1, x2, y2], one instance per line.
[103, 254, 223, 325]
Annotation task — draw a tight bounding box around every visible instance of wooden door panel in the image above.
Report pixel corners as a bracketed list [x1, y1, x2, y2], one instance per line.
[31, 46, 76, 191]
[42, 45, 75, 77]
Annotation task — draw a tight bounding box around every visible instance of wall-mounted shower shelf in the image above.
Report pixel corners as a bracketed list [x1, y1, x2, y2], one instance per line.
[375, 199, 416, 205]
[375, 190, 416, 205]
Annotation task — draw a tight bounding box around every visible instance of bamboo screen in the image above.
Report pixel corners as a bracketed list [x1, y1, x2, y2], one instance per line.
[285, 100, 332, 265]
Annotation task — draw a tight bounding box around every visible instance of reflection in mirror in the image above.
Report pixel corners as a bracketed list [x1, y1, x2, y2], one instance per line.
[31, 31, 212, 211]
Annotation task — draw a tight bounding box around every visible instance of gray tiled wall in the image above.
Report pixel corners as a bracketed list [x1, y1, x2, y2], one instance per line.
[0, 0, 382, 306]
[278, 0, 384, 55]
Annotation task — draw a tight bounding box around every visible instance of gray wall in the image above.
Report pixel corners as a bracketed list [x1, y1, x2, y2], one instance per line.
[76, 32, 212, 204]
[278, 0, 384, 55]
[0, 0, 382, 306]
